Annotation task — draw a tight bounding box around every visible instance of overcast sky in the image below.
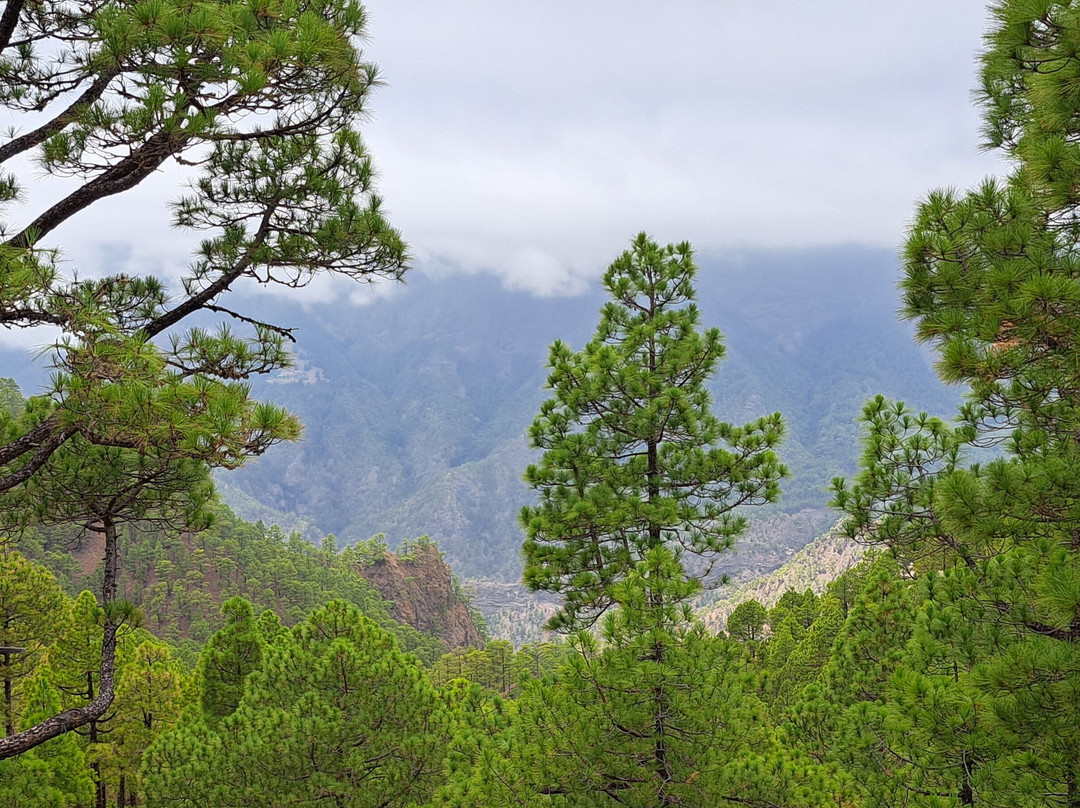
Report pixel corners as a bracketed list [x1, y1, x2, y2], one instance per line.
[22, 1, 1004, 302]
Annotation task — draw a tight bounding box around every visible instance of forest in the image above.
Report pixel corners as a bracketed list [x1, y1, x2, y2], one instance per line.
[2, 0, 1080, 806]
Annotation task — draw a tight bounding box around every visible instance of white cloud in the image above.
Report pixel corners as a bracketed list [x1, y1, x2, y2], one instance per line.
[4, 0, 1004, 300]
[503, 247, 589, 297]
[0, 325, 58, 352]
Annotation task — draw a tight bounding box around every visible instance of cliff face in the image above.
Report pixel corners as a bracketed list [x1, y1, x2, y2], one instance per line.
[63, 525, 482, 653]
[355, 545, 483, 649]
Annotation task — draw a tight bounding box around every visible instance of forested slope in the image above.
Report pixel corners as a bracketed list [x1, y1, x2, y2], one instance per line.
[214, 246, 960, 585]
[0, 249, 959, 590]
[16, 502, 480, 667]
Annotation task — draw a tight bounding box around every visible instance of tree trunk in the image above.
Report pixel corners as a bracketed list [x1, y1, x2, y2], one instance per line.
[0, 519, 119, 760]
[649, 633, 675, 807]
[959, 751, 974, 806]
[94, 763, 107, 808]
[3, 670, 12, 737]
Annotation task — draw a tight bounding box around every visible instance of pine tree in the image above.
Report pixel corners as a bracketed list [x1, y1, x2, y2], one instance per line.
[111, 639, 187, 806]
[0, 550, 69, 737]
[47, 590, 138, 808]
[146, 600, 451, 808]
[0, 432, 213, 763]
[521, 233, 787, 630]
[726, 598, 768, 643]
[774, 595, 845, 710]
[0, 674, 94, 808]
[828, 3, 1080, 804]
[437, 547, 835, 808]
[483, 640, 517, 696]
[822, 555, 916, 709]
[0, 0, 407, 760]
[511, 641, 564, 684]
[781, 558, 918, 790]
[0, 0, 408, 496]
[195, 597, 264, 723]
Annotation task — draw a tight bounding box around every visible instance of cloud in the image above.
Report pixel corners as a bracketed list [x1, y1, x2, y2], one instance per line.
[3, 1, 1004, 301]
[0, 325, 59, 352]
[503, 247, 589, 297]
[359, 0, 1003, 264]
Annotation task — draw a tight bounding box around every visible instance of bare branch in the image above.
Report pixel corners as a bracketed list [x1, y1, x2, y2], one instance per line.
[142, 201, 279, 338]
[202, 302, 297, 342]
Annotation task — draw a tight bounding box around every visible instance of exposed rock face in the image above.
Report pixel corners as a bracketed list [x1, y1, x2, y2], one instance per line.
[66, 528, 482, 651]
[355, 545, 483, 649]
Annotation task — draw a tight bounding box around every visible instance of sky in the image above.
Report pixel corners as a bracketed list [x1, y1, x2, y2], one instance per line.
[12, 1, 1004, 305]
[357, 1, 1005, 294]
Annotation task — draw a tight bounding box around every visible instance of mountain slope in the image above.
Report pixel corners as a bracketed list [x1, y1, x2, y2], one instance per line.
[221, 246, 959, 585]
[2, 246, 961, 591]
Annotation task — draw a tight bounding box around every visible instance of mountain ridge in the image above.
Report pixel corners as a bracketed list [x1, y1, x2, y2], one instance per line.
[1, 246, 961, 601]
[219, 245, 960, 588]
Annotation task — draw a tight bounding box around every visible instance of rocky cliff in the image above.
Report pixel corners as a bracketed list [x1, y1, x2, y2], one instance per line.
[59, 517, 484, 654]
[354, 544, 484, 649]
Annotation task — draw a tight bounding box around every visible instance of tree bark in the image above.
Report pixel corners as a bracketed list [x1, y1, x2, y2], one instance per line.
[0, 68, 118, 165]
[3, 669, 11, 736]
[0, 519, 118, 760]
[0, 0, 25, 52]
[651, 637, 675, 807]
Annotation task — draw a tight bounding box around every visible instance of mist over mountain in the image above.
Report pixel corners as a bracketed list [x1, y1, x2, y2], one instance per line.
[0, 245, 959, 584]
[208, 244, 961, 583]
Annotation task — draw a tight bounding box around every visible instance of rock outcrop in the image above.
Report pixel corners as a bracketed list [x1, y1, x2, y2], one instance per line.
[355, 544, 483, 649]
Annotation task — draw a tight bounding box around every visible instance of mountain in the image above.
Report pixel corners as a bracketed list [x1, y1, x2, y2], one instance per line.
[356, 541, 485, 648]
[218, 245, 960, 586]
[17, 504, 481, 665]
[0, 245, 962, 596]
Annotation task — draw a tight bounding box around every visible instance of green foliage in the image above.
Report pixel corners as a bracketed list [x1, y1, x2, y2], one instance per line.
[0, 675, 94, 807]
[0, 519, 466, 805]
[774, 595, 844, 710]
[0, 0, 410, 764]
[521, 233, 787, 630]
[0, 0, 408, 496]
[22, 502, 448, 666]
[109, 640, 188, 804]
[145, 601, 450, 808]
[0, 552, 189, 804]
[19, 3, 1080, 805]
[726, 598, 767, 642]
[398, 534, 439, 561]
[196, 597, 263, 723]
[46, 590, 133, 714]
[823, 3, 1080, 803]
[436, 547, 838, 807]
[344, 533, 390, 566]
[0, 550, 69, 736]
[428, 639, 566, 697]
[822, 555, 917, 709]
[0, 378, 22, 418]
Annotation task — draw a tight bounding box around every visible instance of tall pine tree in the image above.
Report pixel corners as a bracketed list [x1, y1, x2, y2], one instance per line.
[521, 233, 787, 630]
[830, 2, 1080, 804]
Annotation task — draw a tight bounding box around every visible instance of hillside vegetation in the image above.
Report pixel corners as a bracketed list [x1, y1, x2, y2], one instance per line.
[16, 502, 477, 667]
[696, 524, 866, 633]
[217, 247, 959, 585]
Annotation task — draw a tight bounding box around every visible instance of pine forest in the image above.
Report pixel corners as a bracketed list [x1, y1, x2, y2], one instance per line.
[1, 1, 1079, 806]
